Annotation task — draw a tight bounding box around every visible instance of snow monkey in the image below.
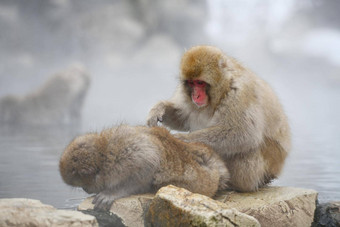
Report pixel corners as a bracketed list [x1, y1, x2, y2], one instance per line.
[147, 45, 291, 192]
[59, 125, 229, 210]
[0, 64, 90, 126]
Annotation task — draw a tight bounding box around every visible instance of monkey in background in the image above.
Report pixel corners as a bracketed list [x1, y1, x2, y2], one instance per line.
[59, 125, 229, 210]
[147, 45, 291, 192]
[0, 64, 90, 126]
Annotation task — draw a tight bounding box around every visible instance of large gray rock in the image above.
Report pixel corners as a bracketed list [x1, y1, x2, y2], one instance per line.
[313, 201, 340, 227]
[145, 185, 260, 227]
[216, 186, 318, 227]
[0, 198, 98, 227]
[78, 194, 154, 227]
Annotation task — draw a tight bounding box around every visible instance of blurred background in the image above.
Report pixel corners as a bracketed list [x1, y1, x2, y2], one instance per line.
[0, 0, 339, 209]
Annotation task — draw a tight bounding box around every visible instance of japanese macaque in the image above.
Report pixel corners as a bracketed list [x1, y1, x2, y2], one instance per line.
[147, 45, 291, 192]
[0, 64, 90, 126]
[59, 125, 229, 210]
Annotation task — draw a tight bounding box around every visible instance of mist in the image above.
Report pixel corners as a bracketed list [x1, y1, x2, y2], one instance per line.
[0, 0, 339, 207]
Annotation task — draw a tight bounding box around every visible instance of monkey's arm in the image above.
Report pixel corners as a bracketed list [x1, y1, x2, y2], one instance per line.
[146, 101, 190, 131]
[176, 122, 264, 157]
[92, 185, 143, 210]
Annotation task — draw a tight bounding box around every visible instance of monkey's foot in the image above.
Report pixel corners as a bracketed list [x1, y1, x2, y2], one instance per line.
[92, 192, 116, 211]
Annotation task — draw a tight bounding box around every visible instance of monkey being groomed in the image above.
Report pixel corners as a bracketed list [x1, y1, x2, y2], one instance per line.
[59, 125, 229, 210]
[147, 45, 291, 192]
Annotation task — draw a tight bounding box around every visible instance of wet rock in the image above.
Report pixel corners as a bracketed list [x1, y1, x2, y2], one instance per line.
[312, 201, 340, 227]
[0, 64, 90, 126]
[81, 209, 125, 227]
[78, 194, 154, 227]
[0, 198, 98, 227]
[78, 185, 318, 227]
[145, 185, 260, 227]
[215, 186, 318, 227]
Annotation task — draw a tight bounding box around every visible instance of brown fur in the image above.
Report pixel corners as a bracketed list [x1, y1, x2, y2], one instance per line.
[59, 125, 229, 210]
[147, 45, 291, 192]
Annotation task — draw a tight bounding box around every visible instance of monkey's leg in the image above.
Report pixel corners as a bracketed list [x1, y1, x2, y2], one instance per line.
[92, 191, 119, 211]
[93, 178, 153, 211]
[93, 187, 140, 210]
[226, 150, 267, 192]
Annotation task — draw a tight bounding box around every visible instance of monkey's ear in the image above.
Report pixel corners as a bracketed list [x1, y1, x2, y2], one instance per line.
[219, 57, 235, 72]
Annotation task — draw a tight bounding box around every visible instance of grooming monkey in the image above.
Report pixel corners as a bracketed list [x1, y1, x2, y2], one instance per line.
[59, 125, 229, 210]
[147, 45, 291, 192]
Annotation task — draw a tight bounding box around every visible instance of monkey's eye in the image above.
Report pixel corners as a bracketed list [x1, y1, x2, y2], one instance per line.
[195, 80, 206, 87]
[187, 80, 194, 86]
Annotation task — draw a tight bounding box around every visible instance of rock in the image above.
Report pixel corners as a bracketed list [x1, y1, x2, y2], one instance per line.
[78, 185, 318, 227]
[215, 186, 318, 227]
[0, 198, 98, 227]
[81, 209, 126, 227]
[312, 201, 340, 227]
[78, 194, 154, 227]
[145, 185, 260, 227]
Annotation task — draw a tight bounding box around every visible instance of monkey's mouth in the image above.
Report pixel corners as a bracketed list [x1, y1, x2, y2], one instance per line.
[191, 87, 208, 107]
[192, 96, 208, 107]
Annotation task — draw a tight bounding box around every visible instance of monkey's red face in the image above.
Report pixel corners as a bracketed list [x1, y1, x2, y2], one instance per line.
[187, 80, 209, 107]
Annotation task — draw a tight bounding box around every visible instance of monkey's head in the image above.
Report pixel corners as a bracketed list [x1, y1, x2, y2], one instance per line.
[59, 133, 107, 194]
[180, 45, 237, 109]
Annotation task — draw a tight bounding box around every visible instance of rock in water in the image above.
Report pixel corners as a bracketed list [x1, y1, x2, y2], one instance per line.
[313, 201, 340, 227]
[0, 198, 98, 227]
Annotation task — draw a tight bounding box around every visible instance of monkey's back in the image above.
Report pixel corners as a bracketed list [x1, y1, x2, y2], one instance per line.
[251, 75, 291, 178]
[145, 126, 228, 197]
[225, 70, 291, 189]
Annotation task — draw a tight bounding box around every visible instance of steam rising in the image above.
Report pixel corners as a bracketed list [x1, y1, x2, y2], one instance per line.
[0, 0, 339, 207]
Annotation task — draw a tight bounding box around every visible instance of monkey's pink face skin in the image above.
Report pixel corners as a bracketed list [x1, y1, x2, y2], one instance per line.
[187, 80, 208, 107]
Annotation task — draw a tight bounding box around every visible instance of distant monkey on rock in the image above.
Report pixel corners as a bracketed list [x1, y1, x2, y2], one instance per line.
[147, 45, 291, 192]
[0, 64, 90, 126]
[59, 125, 229, 210]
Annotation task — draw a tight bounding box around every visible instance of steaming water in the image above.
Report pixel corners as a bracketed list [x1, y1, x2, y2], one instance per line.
[269, 60, 340, 202]
[0, 0, 340, 209]
[0, 61, 339, 209]
[0, 126, 88, 209]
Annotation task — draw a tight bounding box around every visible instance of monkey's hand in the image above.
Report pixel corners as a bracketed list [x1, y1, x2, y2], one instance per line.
[146, 102, 166, 127]
[92, 192, 116, 211]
